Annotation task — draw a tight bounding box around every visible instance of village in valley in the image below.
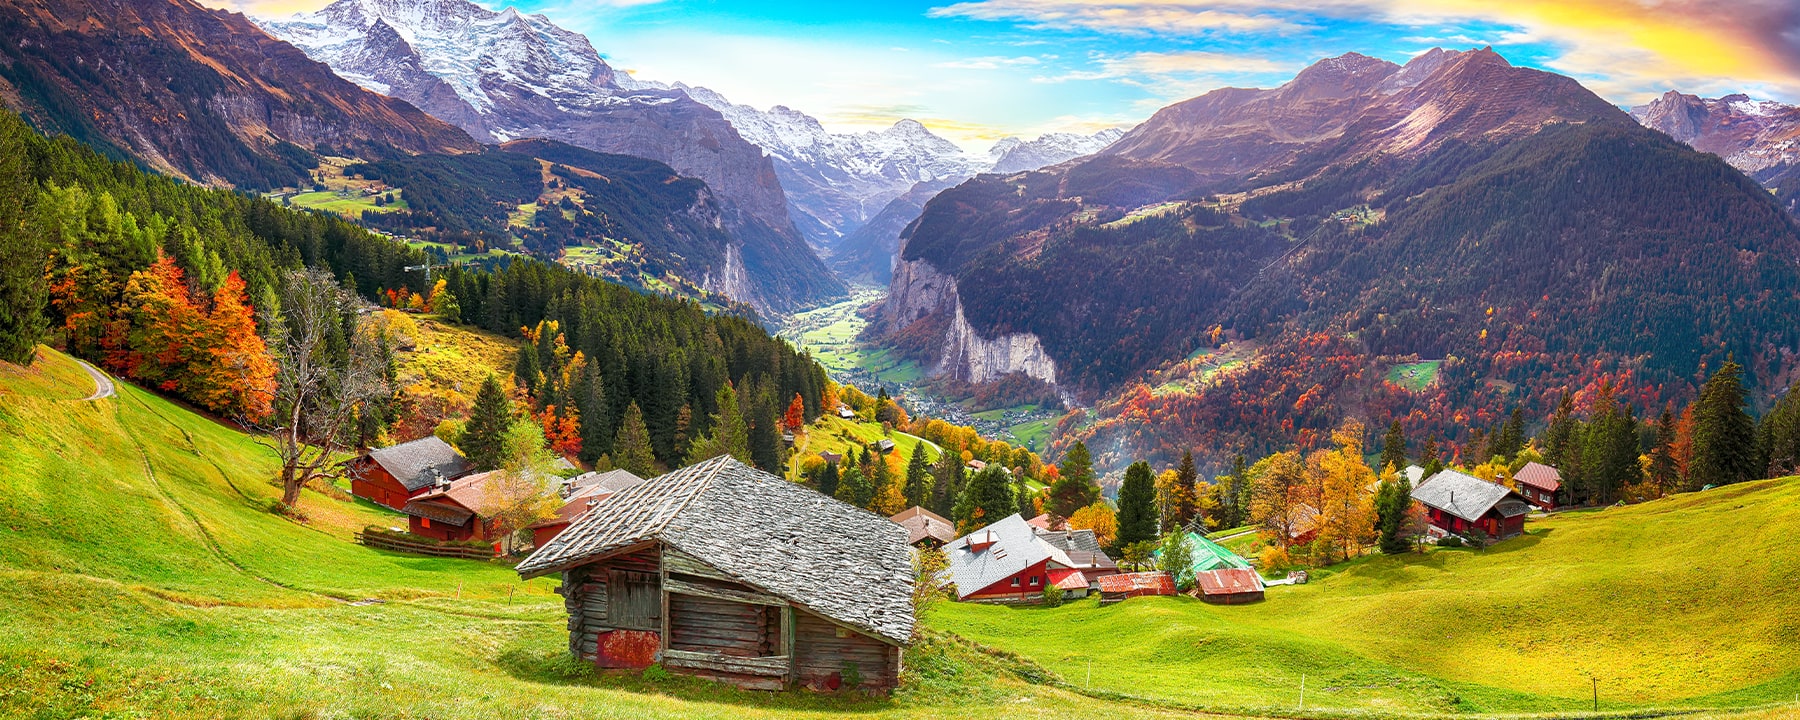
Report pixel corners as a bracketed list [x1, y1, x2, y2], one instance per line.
[330, 355, 1605, 694]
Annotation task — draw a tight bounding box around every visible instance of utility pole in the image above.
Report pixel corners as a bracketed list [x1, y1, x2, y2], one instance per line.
[1591, 676, 1598, 712]
[403, 258, 448, 286]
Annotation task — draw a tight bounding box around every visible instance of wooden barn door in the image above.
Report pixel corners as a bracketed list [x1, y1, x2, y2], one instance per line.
[608, 570, 660, 630]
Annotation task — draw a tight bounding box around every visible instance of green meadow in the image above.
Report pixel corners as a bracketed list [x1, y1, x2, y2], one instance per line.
[3, 347, 1799, 719]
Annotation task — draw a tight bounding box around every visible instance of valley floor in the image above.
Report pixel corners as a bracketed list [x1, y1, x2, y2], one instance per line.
[2, 348, 1799, 719]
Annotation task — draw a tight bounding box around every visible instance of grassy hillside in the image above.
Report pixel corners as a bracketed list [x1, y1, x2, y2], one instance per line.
[0, 347, 1212, 719]
[933, 480, 1800, 715]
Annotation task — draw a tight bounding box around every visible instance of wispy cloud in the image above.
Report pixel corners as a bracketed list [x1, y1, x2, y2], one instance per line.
[1035, 50, 1299, 103]
[935, 55, 1044, 70]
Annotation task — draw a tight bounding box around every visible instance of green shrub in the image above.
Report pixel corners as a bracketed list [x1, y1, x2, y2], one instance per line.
[1041, 583, 1064, 608]
[641, 664, 673, 683]
[841, 661, 863, 690]
[1436, 535, 1464, 548]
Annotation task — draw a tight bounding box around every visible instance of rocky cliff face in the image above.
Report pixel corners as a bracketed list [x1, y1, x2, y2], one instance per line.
[1631, 91, 1800, 215]
[884, 257, 1060, 390]
[0, 0, 478, 190]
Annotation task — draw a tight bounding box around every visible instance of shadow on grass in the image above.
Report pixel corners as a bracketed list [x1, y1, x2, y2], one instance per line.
[491, 646, 900, 713]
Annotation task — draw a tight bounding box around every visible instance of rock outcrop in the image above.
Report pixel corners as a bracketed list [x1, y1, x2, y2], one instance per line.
[883, 257, 1059, 390]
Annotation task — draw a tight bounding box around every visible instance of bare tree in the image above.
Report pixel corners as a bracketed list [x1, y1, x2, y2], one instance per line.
[247, 269, 392, 508]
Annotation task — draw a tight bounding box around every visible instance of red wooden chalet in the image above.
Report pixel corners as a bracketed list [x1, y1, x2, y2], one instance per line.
[347, 437, 473, 511]
[1195, 568, 1264, 605]
[530, 470, 647, 548]
[1412, 469, 1531, 543]
[1513, 462, 1563, 509]
[946, 514, 1113, 602]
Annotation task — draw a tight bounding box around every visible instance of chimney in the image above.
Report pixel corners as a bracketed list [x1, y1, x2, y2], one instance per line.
[969, 530, 997, 552]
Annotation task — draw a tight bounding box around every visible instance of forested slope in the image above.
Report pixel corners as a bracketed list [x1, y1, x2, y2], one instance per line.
[0, 109, 826, 471]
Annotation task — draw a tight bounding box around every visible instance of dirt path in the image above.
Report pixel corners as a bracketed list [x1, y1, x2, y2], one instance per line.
[75, 358, 115, 401]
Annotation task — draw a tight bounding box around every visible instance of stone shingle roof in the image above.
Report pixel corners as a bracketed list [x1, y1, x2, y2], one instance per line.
[1412, 469, 1526, 523]
[564, 469, 645, 496]
[890, 506, 956, 545]
[516, 456, 914, 645]
[366, 437, 474, 492]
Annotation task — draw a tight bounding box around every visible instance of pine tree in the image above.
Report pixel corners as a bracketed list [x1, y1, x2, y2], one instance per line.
[1494, 408, 1526, 460]
[1375, 474, 1414, 554]
[818, 461, 840, 498]
[952, 465, 1016, 534]
[612, 401, 658, 478]
[712, 382, 752, 464]
[1115, 460, 1158, 548]
[835, 464, 872, 508]
[929, 450, 963, 518]
[460, 375, 514, 471]
[573, 361, 611, 464]
[0, 116, 45, 366]
[1378, 421, 1407, 476]
[1014, 476, 1036, 519]
[1759, 382, 1800, 478]
[904, 446, 931, 509]
[1689, 360, 1757, 489]
[1174, 450, 1200, 530]
[1543, 392, 1577, 468]
[1649, 408, 1680, 495]
[1419, 434, 1444, 477]
[1049, 441, 1099, 519]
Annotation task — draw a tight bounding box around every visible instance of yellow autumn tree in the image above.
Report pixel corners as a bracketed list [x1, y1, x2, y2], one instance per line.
[1469, 460, 1515, 492]
[1067, 502, 1117, 548]
[1310, 422, 1378, 564]
[1248, 451, 1308, 546]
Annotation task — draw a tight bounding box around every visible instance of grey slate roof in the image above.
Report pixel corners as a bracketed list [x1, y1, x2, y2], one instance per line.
[516, 456, 914, 645]
[563, 468, 646, 497]
[366, 436, 474, 492]
[1412, 469, 1528, 523]
[945, 513, 1070, 598]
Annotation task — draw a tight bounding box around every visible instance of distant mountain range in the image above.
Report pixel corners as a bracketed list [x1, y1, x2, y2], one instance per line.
[1632, 91, 1800, 216]
[878, 47, 1800, 472]
[0, 0, 478, 190]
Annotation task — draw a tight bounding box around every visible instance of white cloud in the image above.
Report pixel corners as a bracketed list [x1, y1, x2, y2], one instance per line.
[935, 55, 1044, 70]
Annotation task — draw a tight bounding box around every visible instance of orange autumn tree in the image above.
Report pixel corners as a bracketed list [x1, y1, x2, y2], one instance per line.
[540, 404, 583, 458]
[192, 271, 276, 420]
[783, 393, 806, 433]
[115, 258, 275, 420]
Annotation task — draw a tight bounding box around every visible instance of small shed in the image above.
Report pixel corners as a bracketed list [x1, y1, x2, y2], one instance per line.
[516, 456, 914, 692]
[1096, 572, 1175, 605]
[1412, 469, 1531, 542]
[1513, 462, 1562, 509]
[347, 436, 474, 511]
[1195, 568, 1265, 604]
[874, 439, 896, 454]
[837, 406, 857, 419]
[890, 506, 956, 547]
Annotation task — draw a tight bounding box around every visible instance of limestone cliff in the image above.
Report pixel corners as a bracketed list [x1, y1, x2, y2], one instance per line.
[883, 257, 1060, 390]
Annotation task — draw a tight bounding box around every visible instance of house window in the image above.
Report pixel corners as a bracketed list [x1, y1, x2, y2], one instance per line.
[1010, 578, 1020, 587]
[1030, 576, 1040, 586]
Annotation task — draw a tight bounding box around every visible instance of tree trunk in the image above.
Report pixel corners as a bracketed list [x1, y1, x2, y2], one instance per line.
[280, 458, 301, 507]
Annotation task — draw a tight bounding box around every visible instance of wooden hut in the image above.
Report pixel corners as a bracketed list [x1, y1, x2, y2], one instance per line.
[515, 456, 914, 693]
[347, 436, 473, 511]
[1195, 568, 1264, 604]
[1096, 572, 1175, 604]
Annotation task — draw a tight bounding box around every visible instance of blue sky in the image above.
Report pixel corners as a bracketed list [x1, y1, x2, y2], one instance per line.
[241, 0, 1800, 149]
